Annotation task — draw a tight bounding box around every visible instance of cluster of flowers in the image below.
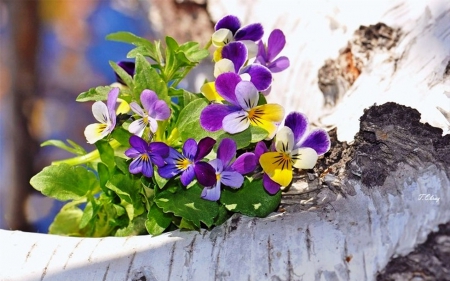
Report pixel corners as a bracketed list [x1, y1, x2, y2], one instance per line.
[83, 15, 330, 202]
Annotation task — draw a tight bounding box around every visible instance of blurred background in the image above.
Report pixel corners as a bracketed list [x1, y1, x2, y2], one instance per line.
[0, 0, 213, 233]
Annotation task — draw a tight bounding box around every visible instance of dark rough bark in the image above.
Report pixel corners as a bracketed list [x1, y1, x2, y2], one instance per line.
[377, 222, 450, 281]
[349, 102, 450, 187]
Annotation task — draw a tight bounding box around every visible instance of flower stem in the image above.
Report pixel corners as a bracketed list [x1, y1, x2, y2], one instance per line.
[51, 139, 122, 166]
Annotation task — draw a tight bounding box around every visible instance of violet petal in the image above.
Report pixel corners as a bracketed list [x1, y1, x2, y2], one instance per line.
[254, 141, 268, 159]
[221, 41, 247, 73]
[194, 161, 217, 187]
[215, 15, 241, 34]
[299, 129, 331, 156]
[231, 152, 257, 174]
[215, 72, 242, 105]
[217, 138, 237, 167]
[200, 104, 234, 132]
[267, 29, 286, 61]
[201, 182, 221, 201]
[242, 64, 272, 91]
[180, 165, 195, 186]
[115, 61, 135, 84]
[140, 90, 158, 112]
[268, 56, 290, 73]
[182, 139, 198, 160]
[128, 135, 148, 153]
[234, 23, 264, 42]
[150, 100, 170, 121]
[263, 173, 281, 195]
[157, 163, 180, 179]
[284, 112, 308, 144]
[149, 142, 169, 159]
[220, 170, 244, 189]
[107, 87, 119, 126]
[195, 137, 216, 161]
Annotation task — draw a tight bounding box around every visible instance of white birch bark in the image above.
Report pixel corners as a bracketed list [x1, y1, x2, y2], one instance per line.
[1, 1, 450, 280]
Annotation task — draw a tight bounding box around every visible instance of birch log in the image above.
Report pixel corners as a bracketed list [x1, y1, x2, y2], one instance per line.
[2, 1, 450, 280]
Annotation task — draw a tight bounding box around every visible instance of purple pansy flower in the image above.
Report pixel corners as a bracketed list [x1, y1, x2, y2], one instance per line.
[201, 138, 256, 201]
[212, 15, 264, 59]
[255, 29, 290, 74]
[128, 90, 171, 137]
[115, 61, 135, 85]
[158, 137, 217, 187]
[214, 41, 272, 92]
[84, 87, 119, 144]
[125, 135, 169, 178]
[200, 75, 284, 139]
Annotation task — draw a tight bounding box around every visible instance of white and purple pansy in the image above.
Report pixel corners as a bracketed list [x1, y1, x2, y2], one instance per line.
[200, 73, 284, 139]
[201, 138, 257, 201]
[212, 15, 264, 59]
[125, 135, 169, 178]
[128, 89, 171, 137]
[158, 137, 217, 187]
[84, 87, 119, 144]
[259, 112, 331, 190]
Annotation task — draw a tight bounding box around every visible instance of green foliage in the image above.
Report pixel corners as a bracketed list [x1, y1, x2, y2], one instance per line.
[220, 179, 281, 217]
[30, 164, 98, 201]
[155, 184, 219, 229]
[76, 86, 113, 102]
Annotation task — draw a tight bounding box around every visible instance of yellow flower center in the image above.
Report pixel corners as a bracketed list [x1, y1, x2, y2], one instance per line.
[176, 158, 192, 171]
[247, 108, 263, 125]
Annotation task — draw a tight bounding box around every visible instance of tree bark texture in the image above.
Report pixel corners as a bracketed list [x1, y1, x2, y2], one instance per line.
[1, 102, 449, 280]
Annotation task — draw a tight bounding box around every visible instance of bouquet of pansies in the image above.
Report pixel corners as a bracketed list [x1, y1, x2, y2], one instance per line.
[30, 15, 330, 237]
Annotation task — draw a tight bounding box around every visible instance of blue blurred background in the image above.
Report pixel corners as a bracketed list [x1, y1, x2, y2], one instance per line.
[0, 0, 213, 233]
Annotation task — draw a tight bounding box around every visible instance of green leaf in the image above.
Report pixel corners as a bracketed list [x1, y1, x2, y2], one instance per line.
[79, 200, 96, 229]
[250, 126, 269, 143]
[49, 205, 85, 236]
[111, 127, 132, 147]
[115, 215, 147, 237]
[214, 204, 232, 226]
[109, 60, 134, 88]
[155, 184, 219, 228]
[30, 164, 98, 201]
[107, 32, 163, 65]
[114, 156, 129, 175]
[106, 31, 153, 49]
[41, 139, 86, 155]
[105, 173, 145, 219]
[176, 98, 207, 129]
[154, 167, 169, 189]
[76, 86, 112, 102]
[220, 179, 281, 217]
[178, 41, 209, 62]
[176, 98, 222, 142]
[145, 203, 173, 235]
[216, 129, 251, 150]
[96, 141, 115, 171]
[97, 162, 109, 193]
[134, 54, 170, 105]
